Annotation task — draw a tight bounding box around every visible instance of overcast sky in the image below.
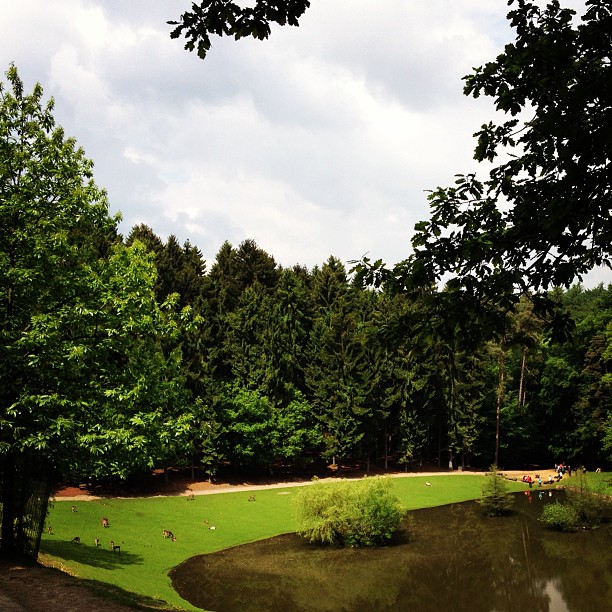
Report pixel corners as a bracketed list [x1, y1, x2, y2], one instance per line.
[3, 1, 608, 284]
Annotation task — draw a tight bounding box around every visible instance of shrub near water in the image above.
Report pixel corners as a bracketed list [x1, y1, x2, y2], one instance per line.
[567, 471, 609, 527]
[541, 471, 610, 531]
[295, 477, 405, 547]
[540, 502, 579, 532]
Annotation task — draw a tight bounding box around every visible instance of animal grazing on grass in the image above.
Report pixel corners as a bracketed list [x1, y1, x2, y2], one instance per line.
[110, 540, 120, 553]
[72, 536, 80, 543]
[163, 529, 174, 539]
[187, 493, 195, 501]
[101, 517, 109, 528]
[71, 505, 77, 512]
[248, 495, 256, 502]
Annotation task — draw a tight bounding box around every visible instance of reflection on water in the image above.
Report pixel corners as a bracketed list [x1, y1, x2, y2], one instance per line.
[543, 580, 570, 612]
[170, 491, 612, 612]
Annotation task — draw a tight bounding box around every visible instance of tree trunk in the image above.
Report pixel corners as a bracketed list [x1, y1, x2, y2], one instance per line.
[495, 344, 506, 467]
[0, 453, 17, 557]
[437, 416, 442, 467]
[518, 347, 527, 408]
[384, 425, 388, 471]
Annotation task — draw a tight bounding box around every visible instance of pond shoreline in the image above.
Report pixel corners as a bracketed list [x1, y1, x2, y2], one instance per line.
[12, 469, 602, 612]
[171, 491, 612, 612]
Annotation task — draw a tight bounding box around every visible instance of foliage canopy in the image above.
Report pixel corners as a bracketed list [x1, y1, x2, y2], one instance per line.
[356, 0, 612, 341]
[169, 0, 311, 59]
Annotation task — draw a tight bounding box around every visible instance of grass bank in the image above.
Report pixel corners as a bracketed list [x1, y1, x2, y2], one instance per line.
[38, 473, 534, 610]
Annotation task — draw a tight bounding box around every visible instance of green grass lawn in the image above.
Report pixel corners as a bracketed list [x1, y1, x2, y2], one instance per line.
[37, 473, 547, 610]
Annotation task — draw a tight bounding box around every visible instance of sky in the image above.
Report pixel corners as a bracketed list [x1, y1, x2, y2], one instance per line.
[3, 0, 608, 284]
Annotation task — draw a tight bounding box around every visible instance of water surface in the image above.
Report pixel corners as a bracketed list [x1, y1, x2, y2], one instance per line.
[171, 491, 612, 611]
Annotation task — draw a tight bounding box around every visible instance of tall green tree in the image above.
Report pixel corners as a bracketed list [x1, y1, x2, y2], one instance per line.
[225, 280, 272, 391]
[207, 239, 279, 383]
[155, 235, 207, 308]
[0, 66, 191, 557]
[561, 285, 612, 465]
[267, 266, 313, 400]
[306, 258, 370, 465]
[218, 383, 277, 468]
[0, 63, 114, 538]
[126, 223, 164, 259]
[64, 243, 194, 480]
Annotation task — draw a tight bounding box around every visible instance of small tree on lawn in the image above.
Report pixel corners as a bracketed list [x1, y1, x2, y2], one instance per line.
[295, 477, 405, 547]
[479, 465, 515, 516]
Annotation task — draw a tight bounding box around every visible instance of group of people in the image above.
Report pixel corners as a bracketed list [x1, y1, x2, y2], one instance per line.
[521, 463, 574, 488]
[521, 474, 548, 488]
[554, 463, 572, 478]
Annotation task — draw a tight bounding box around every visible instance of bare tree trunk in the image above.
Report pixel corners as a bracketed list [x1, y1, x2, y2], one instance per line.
[495, 343, 506, 467]
[518, 347, 527, 408]
[0, 453, 17, 557]
[437, 417, 442, 467]
[384, 425, 388, 471]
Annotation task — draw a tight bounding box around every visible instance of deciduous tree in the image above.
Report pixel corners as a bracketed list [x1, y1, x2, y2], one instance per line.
[0, 65, 191, 557]
[358, 1, 612, 340]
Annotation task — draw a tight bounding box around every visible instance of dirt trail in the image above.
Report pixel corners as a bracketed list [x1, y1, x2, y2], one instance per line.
[51, 468, 559, 502]
[0, 559, 170, 612]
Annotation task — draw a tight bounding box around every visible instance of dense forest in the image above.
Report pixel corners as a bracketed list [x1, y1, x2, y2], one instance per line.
[114, 227, 612, 477]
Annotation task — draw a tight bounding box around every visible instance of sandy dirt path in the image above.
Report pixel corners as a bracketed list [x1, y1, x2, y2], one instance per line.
[51, 468, 561, 502]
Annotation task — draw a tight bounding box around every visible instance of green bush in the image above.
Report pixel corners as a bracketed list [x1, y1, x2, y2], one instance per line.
[540, 501, 579, 532]
[478, 466, 515, 516]
[294, 477, 405, 547]
[566, 471, 608, 528]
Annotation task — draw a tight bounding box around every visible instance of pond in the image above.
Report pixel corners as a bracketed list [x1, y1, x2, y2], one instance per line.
[170, 491, 612, 612]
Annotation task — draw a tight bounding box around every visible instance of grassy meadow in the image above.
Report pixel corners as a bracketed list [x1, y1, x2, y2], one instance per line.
[40, 473, 584, 610]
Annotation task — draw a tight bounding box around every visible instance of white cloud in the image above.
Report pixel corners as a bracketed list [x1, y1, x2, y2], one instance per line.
[1, 0, 608, 287]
